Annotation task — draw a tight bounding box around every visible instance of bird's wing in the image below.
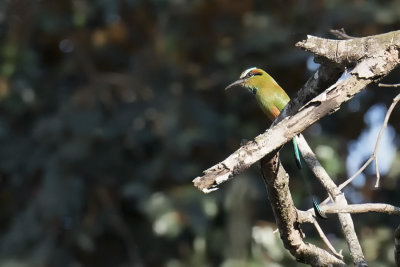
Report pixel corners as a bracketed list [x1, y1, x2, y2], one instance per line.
[269, 105, 281, 119]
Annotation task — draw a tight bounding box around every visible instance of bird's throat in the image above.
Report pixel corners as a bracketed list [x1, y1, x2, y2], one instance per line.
[250, 86, 258, 95]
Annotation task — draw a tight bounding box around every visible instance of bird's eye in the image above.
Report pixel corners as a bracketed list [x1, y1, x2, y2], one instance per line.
[247, 71, 261, 78]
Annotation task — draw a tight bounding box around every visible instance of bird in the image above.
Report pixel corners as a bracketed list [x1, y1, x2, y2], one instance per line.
[225, 67, 327, 219]
[225, 67, 302, 168]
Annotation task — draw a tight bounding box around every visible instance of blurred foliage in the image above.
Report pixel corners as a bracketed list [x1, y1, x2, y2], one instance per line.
[0, 0, 399, 266]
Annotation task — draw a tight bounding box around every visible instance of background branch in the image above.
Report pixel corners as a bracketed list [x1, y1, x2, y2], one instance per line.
[323, 92, 400, 195]
[373, 92, 400, 187]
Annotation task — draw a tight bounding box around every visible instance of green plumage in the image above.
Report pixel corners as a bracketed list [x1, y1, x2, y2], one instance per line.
[226, 67, 327, 219]
[231, 68, 302, 168]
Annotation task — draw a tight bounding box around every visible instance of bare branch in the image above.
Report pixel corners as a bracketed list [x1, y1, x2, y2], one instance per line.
[300, 91, 400, 263]
[330, 28, 356, 40]
[275, 64, 344, 124]
[297, 134, 339, 195]
[312, 219, 344, 259]
[296, 30, 400, 66]
[259, 153, 345, 266]
[378, 83, 400, 87]
[335, 157, 374, 196]
[193, 31, 400, 266]
[193, 31, 400, 193]
[332, 92, 400, 193]
[373, 93, 400, 187]
[297, 135, 366, 265]
[322, 203, 400, 216]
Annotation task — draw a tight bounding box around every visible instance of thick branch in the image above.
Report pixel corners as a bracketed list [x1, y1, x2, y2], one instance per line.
[297, 134, 340, 195]
[260, 153, 345, 266]
[296, 30, 400, 66]
[193, 43, 399, 192]
[276, 64, 343, 123]
[193, 31, 400, 266]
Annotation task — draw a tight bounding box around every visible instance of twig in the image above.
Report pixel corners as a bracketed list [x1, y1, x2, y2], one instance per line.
[322, 203, 400, 216]
[373, 93, 400, 187]
[378, 83, 400, 87]
[330, 28, 356, 40]
[312, 219, 344, 259]
[336, 157, 374, 195]
[319, 92, 400, 205]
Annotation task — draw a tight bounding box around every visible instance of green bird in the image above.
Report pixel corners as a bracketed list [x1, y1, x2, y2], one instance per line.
[225, 67, 302, 168]
[226, 67, 327, 219]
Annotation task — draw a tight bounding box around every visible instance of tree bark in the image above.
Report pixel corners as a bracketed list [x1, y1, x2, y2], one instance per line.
[260, 152, 345, 266]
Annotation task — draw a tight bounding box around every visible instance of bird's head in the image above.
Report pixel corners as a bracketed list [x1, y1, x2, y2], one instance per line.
[225, 67, 267, 94]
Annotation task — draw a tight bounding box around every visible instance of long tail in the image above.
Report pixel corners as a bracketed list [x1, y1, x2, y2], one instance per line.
[292, 136, 302, 169]
[292, 135, 327, 219]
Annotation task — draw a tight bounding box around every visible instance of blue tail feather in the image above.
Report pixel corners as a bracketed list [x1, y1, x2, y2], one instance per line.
[313, 199, 328, 219]
[292, 136, 328, 220]
[292, 136, 302, 169]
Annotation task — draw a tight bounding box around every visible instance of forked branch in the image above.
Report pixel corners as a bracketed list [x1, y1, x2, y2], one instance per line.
[193, 30, 400, 266]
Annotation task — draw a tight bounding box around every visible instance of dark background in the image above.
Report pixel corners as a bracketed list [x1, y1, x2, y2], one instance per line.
[0, 0, 399, 266]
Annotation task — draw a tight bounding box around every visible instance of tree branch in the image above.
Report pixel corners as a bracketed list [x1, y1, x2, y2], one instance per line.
[312, 219, 343, 259]
[296, 134, 367, 266]
[330, 28, 356, 40]
[193, 31, 400, 193]
[373, 92, 400, 187]
[322, 203, 400, 215]
[260, 153, 345, 266]
[193, 35, 400, 192]
[193, 30, 400, 266]
[321, 92, 400, 196]
[297, 30, 400, 66]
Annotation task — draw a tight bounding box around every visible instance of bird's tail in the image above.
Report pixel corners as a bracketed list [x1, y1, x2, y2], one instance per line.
[292, 135, 328, 219]
[292, 136, 302, 169]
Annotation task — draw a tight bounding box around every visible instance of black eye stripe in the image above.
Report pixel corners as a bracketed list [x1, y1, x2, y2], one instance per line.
[247, 72, 262, 78]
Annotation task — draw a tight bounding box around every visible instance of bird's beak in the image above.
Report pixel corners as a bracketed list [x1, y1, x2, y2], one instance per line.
[225, 79, 246, 90]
